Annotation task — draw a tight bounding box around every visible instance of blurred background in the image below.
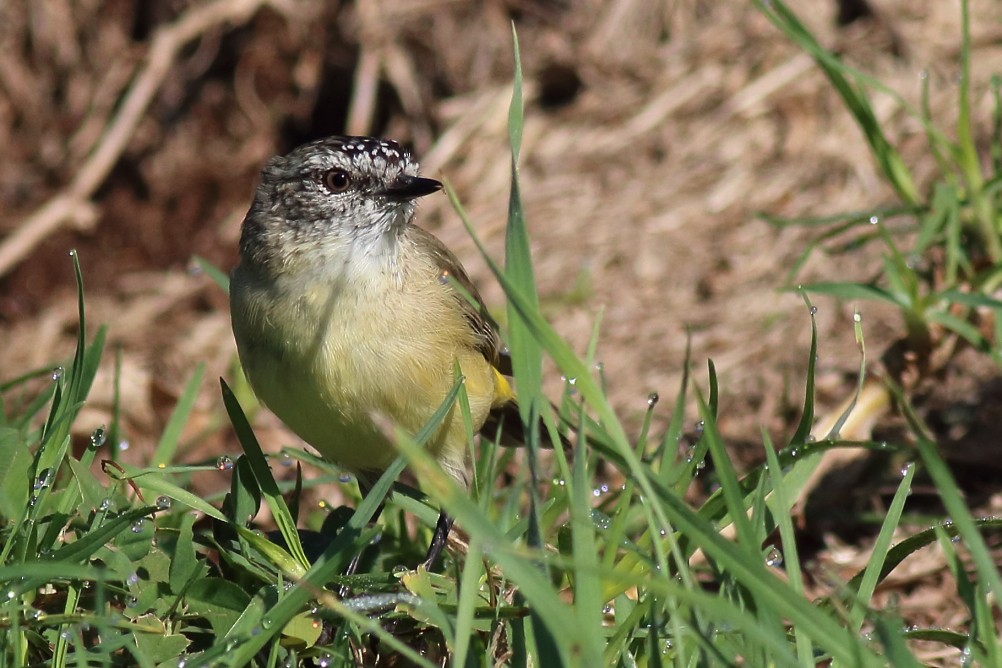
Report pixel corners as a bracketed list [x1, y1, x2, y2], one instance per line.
[2, 1, 1001, 494]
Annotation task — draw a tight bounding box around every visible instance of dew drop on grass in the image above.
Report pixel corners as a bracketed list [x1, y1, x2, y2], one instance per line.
[215, 455, 234, 471]
[51, 367, 64, 381]
[155, 496, 171, 511]
[869, 215, 879, 225]
[117, 440, 130, 452]
[127, 572, 140, 586]
[765, 546, 784, 568]
[59, 629, 73, 641]
[98, 499, 112, 512]
[601, 604, 613, 615]
[647, 392, 659, 407]
[590, 510, 611, 531]
[338, 472, 352, 483]
[900, 462, 914, 477]
[33, 468, 53, 491]
[694, 420, 704, 434]
[126, 596, 138, 608]
[279, 452, 293, 467]
[318, 655, 332, 668]
[90, 426, 107, 449]
[853, 312, 862, 323]
[130, 520, 145, 534]
[809, 305, 818, 315]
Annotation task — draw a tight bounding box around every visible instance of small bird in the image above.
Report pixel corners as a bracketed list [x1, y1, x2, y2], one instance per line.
[230, 135, 520, 568]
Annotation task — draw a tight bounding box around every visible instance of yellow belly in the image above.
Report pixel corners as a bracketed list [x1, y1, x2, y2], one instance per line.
[230, 264, 496, 481]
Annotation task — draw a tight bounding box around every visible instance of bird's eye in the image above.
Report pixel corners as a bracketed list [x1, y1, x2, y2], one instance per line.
[322, 169, 351, 193]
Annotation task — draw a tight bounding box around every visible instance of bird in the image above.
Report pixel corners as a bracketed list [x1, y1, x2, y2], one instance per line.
[229, 135, 522, 569]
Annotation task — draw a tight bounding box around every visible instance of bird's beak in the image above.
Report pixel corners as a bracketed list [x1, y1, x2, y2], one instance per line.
[383, 174, 443, 200]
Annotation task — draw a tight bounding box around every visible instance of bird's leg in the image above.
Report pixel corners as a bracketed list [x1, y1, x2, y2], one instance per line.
[422, 510, 454, 570]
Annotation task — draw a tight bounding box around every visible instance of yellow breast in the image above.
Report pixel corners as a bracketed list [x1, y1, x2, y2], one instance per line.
[229, 255, 497, 478]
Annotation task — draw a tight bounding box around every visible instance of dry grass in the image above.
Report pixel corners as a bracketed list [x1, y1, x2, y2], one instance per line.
[2, 1, 1001, 659]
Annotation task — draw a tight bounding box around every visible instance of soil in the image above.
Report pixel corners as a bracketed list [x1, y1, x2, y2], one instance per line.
[2, 2, 1001, 661]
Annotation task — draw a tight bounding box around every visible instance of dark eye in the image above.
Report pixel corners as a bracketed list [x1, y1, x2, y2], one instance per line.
[322, 169, 351, 193]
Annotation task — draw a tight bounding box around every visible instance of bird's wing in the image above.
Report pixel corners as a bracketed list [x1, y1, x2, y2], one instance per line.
[410, 225, 508, 373]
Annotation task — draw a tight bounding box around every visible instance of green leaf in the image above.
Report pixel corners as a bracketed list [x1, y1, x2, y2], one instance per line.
[186, 577, 253, 637]
[167, 512, 200, 596]
[0, 428, 31, 520]
[221, 379, 309, 571]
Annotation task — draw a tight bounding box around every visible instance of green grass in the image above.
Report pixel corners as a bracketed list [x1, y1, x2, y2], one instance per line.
[3, 5, 1002, 666]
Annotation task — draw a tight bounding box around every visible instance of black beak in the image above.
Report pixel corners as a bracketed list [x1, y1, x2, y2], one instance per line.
[383, 174, 442, 200]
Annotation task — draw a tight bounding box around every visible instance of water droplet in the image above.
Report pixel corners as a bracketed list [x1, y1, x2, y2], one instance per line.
[68, 249, 78, 257]
[647, 392, 659, 407]
[318, 655, 332, 668]
[59, 629, 73, 641]
[601, 604, 613, 615]
[317, 500, 328, 510]
[98, 499, 112, 512]
[868, 215, 879, 225]
[853, 312, 862, 323]
[900, 463, 914, 477]
[694, 420, 704, 434]
[33, 468, 53, 491]
[279, 452, 293, 467]
[127, 572, 140, 586]
[90, 426, 107, 449]
[918, 69, 928, 81]
[155, 496, 171, 510]
[765, 546, 784, 567]
[126, 596, 138, 608]
[216, 456, 234, 471]
[593, 361, 604, 372]
[590, 510, 611, 530]
[117, 440, 130, 452]
[51, 367, 64, 381]
[130, 520, 145, 534]
[338, 472, 352, 483]
[391, 565, 409, 576]
[591, 483, 609, 497]
[261, 618, 273, 629]
[805, 434, 816, 443]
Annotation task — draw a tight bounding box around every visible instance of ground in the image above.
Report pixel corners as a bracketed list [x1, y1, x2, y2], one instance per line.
[2, 1, 1001, 660]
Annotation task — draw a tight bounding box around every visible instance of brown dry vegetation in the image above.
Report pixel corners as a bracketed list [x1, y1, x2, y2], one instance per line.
[2, 0, 1001, 659]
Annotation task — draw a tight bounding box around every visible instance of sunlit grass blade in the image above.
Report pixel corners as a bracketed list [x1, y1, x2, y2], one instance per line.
[850, 461, 914, 631]
[221, 379, 309, 571]
[152, 363, 205, 466]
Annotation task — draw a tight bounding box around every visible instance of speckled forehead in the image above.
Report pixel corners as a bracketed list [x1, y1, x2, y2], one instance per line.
[295, 138, 419, 178]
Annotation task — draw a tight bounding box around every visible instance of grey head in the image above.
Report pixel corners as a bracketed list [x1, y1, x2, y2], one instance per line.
[239, 136, 442, 272]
